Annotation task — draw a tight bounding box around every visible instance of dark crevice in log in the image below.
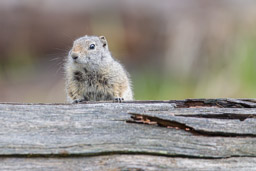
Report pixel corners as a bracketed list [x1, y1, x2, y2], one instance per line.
[240, 99, 256, 103]
[0, 152, 254, 159]
[128, 113, 256, 137]
[176, 99, 221, 108]
[175, 113, 256, 121]
[226, 99, 256, 108]
[176, 99, 256, 108]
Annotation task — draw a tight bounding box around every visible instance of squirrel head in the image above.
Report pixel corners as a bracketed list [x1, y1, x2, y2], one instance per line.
[69, 35, 111, 68]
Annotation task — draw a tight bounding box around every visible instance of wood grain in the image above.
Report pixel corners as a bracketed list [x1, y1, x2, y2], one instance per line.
[0, 99, 255, 170]
[0, 155, 255, 171]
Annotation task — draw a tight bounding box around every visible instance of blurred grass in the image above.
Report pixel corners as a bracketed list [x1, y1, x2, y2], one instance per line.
[236, 33, 256, 97]
[133, 32, 256, 100]
[0, 52, 35, 82]
[132, 71, 195, 100]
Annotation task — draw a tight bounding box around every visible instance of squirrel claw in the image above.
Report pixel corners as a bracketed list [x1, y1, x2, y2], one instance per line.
[114, 97, 124, 103]
[72, 99, 86, 104]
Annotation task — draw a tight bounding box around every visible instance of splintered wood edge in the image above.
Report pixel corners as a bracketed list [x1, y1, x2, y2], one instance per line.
[1, 98, 256, 108]
[128, 112, 256, 137]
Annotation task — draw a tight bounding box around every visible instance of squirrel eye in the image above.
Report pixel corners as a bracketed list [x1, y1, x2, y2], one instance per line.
[89, 44, 95, 50]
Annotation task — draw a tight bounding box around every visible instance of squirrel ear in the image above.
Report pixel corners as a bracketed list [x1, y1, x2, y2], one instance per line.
[99, 36, 108, 49]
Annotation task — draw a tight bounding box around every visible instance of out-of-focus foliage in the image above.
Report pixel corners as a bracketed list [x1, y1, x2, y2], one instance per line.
[1, 0, 256, 102]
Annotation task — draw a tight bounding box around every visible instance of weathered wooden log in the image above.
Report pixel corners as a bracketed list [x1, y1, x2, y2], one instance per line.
[0, 98, 255, 170]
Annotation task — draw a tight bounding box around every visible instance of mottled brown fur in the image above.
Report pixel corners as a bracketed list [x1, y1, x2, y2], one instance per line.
[65, 35, 133, 103]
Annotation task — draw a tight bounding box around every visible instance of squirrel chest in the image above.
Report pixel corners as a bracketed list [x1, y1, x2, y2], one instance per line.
[72, 69, 114, 100]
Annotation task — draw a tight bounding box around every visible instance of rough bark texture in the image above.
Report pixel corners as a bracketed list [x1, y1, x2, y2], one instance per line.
[0, 98, 255, 170]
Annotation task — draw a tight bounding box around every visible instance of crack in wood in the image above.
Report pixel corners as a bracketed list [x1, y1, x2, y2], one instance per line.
[175, 113, 256, 121]
[176, 99, 256, 108]
[128, 113, 256, 137]
[0, 152, 254, 159]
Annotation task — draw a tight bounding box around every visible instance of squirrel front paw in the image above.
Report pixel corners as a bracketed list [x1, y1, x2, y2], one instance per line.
[72, 99, 87, 104]
[114, 97, 124, 103]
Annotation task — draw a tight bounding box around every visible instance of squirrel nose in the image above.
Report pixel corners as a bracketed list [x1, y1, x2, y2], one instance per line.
[71, 53, 79, 60]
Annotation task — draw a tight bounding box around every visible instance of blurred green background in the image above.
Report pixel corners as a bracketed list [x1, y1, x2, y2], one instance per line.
[1, 0, 256, 103]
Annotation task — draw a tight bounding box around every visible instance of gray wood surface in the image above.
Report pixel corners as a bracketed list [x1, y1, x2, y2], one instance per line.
[0, 99, 255, 170]
[0, 156, 255, 171]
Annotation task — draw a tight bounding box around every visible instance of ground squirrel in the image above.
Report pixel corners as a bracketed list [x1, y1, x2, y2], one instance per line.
[64, 35, 133, 103]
